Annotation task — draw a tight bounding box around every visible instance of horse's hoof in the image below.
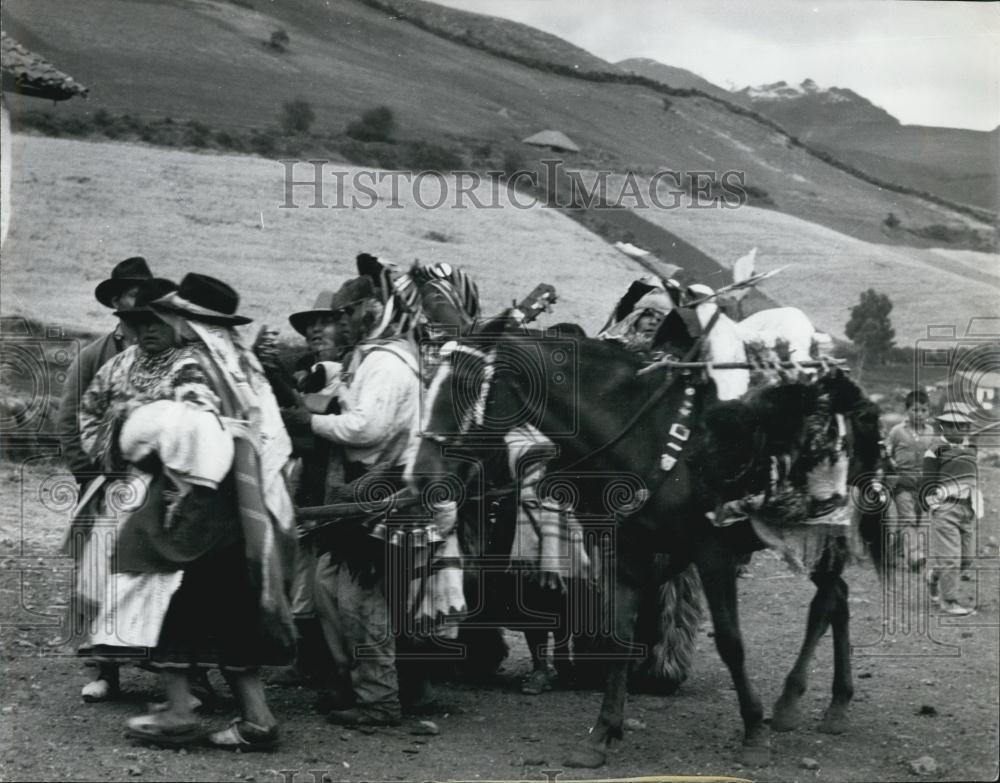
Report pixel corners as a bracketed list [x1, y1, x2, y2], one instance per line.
[818, 709, 848, 734]
[737, 742, 771, 767]
[770, 700, 802, 732]
[564, 746, 607, 768]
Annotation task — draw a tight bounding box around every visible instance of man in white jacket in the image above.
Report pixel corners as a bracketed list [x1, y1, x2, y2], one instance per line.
[282, 276, 422, 726]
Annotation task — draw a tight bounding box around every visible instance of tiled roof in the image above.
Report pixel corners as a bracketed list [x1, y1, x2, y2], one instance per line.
[1, 33, 88, 100]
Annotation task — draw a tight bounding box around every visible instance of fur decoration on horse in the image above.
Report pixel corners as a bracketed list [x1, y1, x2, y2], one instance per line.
[629, 561, 704, 695]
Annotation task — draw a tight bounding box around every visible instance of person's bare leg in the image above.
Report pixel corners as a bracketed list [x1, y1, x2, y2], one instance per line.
[157, 670, 197, 727]
[225, 670, 276, 728]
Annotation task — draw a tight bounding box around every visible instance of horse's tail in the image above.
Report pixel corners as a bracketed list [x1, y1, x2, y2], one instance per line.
[631, 562, 704, 694]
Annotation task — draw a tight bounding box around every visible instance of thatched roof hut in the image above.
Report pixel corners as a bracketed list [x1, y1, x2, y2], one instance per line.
[522, 129, 580, 153]
[1, 33, 88, 100]
[1, 34, 89, 246]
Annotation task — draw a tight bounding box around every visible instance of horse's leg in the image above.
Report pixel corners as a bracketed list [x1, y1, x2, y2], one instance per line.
[564, 575, 642, 768]
[696, 538, 769, 766]
[771, 573, 836, 731]
[521, 626, 553, 694]
[553, 586, 575, 686]
[819, 575, 853, 734]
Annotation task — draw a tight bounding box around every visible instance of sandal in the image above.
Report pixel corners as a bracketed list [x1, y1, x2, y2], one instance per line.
[149, 694, 203, 714]
[82, 677, 119, 703]
[126, 713, 204, 746]
[521, 668, 553, 695]
[207, 719, 279, 752]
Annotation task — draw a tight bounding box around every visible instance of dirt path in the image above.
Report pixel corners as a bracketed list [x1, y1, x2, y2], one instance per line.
[2, 459, 998, 782]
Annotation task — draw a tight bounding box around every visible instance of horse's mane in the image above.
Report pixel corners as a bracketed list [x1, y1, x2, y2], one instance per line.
[697, 380, 821, 498]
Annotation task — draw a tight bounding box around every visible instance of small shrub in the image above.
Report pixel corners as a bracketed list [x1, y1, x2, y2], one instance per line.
[280, 98, 315, 135]
[346, 105, 395, 142]
[743, 184, 774, 206]
[500, 147, 526, 178]
[268, 28, 290, 51]
[184, 121, 211, 148]
[423, 230, 450, 243]
[403, 141, 463, 172]
[251, 129, 278, 157]
[119, 113, 142, 133]
[93, 109, 112, 127]
[884, 212, 900, 229]
[61, 116, 90, 137]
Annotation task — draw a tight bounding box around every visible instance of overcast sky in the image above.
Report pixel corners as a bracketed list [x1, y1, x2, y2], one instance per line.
[434, 0, 1000, 131]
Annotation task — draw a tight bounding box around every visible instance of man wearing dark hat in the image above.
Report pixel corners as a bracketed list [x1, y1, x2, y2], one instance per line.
[252, 291, 346, 689]
[281, 274, 423, 727]
[55, 258, 160, 703]
[56, 257, 156, 486]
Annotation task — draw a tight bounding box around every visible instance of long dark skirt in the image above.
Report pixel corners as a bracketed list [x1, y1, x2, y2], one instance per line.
[149, 541, 292, 673]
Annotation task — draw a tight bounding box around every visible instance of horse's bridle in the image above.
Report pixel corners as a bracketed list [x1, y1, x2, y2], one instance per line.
[421, 340, 496, 446]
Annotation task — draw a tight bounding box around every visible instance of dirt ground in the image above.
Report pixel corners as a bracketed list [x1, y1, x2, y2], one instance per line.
[1, 457, 998, 783]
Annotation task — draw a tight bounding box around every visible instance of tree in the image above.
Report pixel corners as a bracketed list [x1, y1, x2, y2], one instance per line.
[846, 288, 895, 368]
[280, 98, 315, 135]
[345, 105, 395, 142]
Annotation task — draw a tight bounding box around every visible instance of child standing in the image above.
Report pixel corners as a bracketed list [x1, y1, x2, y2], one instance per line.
[886, 390, 936, 570]
[922, 410, 978, 616]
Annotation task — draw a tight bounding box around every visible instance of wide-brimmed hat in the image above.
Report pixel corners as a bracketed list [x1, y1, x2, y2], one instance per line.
[941, 400, 975, 417]
[150, 273, 253, 326]
[95, 257, 155, 308]
[936, 410, 974, 425]
[329, 276, 376, 314]
[289, 290, 336, 335]
[114, 278, 179, 321]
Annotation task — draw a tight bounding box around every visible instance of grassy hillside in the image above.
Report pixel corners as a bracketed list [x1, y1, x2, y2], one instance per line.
[1, 0, 992, 250]
[580, 172, 999, 344]
[624, 59, 998, 215]
[806, 126, 1000, 214]
[617, 57, 745, 105]
[0, 135, 640, 335]
[366, 0, 618, 73]
[4, 135, 996, 354]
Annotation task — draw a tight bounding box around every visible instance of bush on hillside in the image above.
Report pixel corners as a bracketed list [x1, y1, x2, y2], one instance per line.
[884, 211, 900, 229]
[346, 105, 396, 143]
[280, 98, 315, 135]
[907, 222, 998, 252]
[403, 141, 463, 172]
[268, 28, 290, 52]
[499, 147, 526, 178]
[184, 121, 211, 148]
[250, 128, 278, 157]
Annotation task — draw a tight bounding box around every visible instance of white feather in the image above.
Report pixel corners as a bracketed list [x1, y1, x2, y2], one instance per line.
[732, 247, 757, 285]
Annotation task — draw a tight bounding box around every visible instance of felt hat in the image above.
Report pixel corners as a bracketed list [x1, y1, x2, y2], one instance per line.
[114, 278, 179, 321]
[288, 291, 336, 336]
[329, 276, 376, 314]
[95, 257, 155, 308]
[150, 273, 252, 326]
[936, 410, 974, 425]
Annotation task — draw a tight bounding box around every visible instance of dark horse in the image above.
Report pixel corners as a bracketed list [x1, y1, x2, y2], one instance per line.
[407, 317, 883, 767]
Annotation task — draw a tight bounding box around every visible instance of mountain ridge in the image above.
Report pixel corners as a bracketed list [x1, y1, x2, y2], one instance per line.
[2, 0, 995, 234]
